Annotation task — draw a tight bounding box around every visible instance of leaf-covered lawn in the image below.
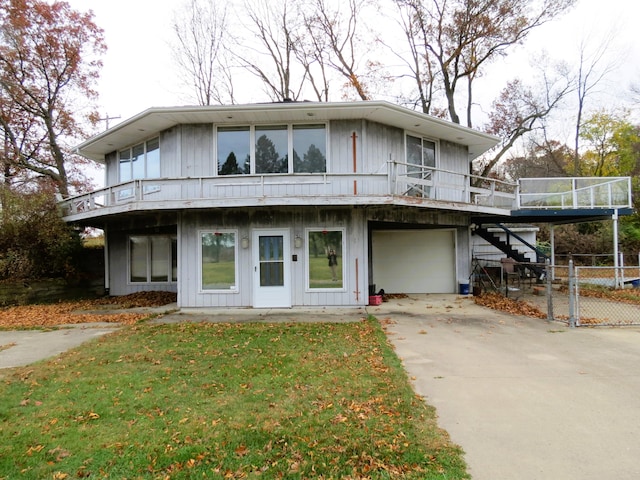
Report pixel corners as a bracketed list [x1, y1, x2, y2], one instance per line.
[0, 319, 469, 479]
[0, 292, 177, 329]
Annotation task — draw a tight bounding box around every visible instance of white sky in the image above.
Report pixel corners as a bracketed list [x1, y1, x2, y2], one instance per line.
[65, 0, 639, 138]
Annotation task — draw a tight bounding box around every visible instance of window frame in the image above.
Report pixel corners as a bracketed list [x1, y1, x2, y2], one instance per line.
[118, 137, 161, 183]
[305, 227, 346, 292]
[215, 123, 328, 176]
[199, 229, 240, 293]
[405, 133, 439, 173]
[127, 234, 177, 285]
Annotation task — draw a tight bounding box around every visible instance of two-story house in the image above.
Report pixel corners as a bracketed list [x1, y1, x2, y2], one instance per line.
[60, 101, 633, 308]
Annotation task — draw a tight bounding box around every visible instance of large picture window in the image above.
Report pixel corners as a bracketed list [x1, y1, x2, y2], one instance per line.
[293, 124, 326, 173]
[216, 124, 326, 175]
[217, 127, 250, 175]
[307, 229, 344, 289]
[129, 235, 177, 283]
[201, 231, 237, 291]
[255, 126, 288, 174]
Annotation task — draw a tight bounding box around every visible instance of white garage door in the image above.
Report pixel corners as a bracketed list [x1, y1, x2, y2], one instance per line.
[372, 229, 456, 294]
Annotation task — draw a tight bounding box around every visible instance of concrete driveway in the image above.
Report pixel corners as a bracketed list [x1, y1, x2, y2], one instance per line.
[374, 294, 640, 480]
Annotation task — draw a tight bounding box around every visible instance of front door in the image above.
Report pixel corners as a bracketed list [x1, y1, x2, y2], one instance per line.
[253, 229, 291, 308]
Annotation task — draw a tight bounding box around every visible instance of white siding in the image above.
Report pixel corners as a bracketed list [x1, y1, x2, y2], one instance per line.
[180, 124, 214, 177]
[437, 140, 469, 202]
[178, 208, 368, 308]
[107, 230, 178, 296]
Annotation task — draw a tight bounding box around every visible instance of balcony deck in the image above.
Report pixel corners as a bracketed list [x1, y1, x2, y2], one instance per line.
[58, 166, 633, 225]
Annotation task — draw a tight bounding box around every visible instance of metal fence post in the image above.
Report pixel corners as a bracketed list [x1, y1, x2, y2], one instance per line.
[568, 260, 576, 328]
[546, 259, 553, 322]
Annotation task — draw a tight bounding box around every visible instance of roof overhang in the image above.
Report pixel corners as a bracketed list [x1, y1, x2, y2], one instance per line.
[77, 101, 500, 163]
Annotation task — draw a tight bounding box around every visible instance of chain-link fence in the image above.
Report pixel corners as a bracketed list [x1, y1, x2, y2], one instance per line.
[473, 258, 640, 327]
[572, 265, 640, 326]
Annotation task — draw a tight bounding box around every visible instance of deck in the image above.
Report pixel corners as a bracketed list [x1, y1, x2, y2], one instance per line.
[58, 166, 632, 224]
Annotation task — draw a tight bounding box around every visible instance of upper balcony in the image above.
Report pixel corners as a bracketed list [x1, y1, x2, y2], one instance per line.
[58, 162, 633, 224]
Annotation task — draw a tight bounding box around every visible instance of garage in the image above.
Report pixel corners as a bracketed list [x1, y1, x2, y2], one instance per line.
[371, 229, 457, 294]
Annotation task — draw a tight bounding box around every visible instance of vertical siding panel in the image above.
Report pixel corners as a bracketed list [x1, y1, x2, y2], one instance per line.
[182, 124, 213, 178]
[160, 127, 180, 178]
[105, 152, 117, 186]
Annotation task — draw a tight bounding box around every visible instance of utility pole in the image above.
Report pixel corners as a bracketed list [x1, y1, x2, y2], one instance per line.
[98, 113, 121, 130]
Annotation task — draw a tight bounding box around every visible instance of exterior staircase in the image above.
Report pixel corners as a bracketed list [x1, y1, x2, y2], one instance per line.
[472, 224, 548, 280]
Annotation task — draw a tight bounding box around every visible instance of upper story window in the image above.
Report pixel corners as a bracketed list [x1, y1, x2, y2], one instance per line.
[405, 134, 438, 197]
[217, 124, 326, 175]
[406, 135, 436, 175]
[119, 137, 160, 182]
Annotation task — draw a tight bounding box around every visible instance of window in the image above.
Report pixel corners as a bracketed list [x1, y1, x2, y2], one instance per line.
[406, 135, 437, 197]
[129, 235, 177, 283]
[119, 138, 160, 182]
[201, 231, 237, 291]
[217, 127, 250, 175]
[255, 126, 288, 174]
[293, 124, 326, 173]
[216, 124, 326, 175]
[307, 229, 344, 290]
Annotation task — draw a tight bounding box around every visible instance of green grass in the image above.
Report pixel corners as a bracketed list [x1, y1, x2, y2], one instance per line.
[0, 318, 469, 479]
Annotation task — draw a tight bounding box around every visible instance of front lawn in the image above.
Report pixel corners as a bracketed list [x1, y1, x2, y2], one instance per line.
[0, 318, 469, 479]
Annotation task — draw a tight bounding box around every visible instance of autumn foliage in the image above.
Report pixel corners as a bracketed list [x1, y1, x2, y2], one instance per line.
[0, 291, 177, 329]
[0, 0, 105, 195]
[0, 189, 84, 280]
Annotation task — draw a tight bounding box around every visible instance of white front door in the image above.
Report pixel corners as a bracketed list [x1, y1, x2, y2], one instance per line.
[253, 229, 291, 308]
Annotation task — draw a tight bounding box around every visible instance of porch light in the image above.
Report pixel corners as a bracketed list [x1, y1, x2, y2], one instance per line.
[241, 236, 249, 249]
[294, 235, 303, 248]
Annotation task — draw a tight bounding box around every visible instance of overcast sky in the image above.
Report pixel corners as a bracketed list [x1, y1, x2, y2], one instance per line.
[68, 0, 639, 129]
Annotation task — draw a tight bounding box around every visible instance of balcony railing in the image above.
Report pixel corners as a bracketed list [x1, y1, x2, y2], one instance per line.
[517, 177, 632, 210]
[58, 164, 632, 221]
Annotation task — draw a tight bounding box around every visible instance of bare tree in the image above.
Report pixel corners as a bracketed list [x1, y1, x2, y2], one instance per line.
[571, 34, 618, 175]
[382, 1, 440, 113]
[478, 66, 572, 179]
[502, 134, 572, 181]
[395, 0, 576, 126]
[302, 0, 373, 101]
[171, 0, 233, 105]
[236, 0, 307, 102]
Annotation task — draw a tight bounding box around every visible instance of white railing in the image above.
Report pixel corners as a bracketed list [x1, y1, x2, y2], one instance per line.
[517, 177, 632, 210]
[61, 173, 390, 217]
[59, 167, 631, 220]
[390, 161, 517, 207]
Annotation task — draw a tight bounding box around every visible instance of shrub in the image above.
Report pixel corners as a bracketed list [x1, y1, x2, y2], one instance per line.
[0, 189, 83, 280]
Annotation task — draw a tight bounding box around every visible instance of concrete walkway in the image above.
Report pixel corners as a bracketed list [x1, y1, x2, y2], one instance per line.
[375, 294, 640, 480]
[0, 324, 120, 369]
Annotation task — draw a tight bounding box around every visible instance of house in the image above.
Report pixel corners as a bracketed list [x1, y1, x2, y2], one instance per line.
[59, 101, 633, 308]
